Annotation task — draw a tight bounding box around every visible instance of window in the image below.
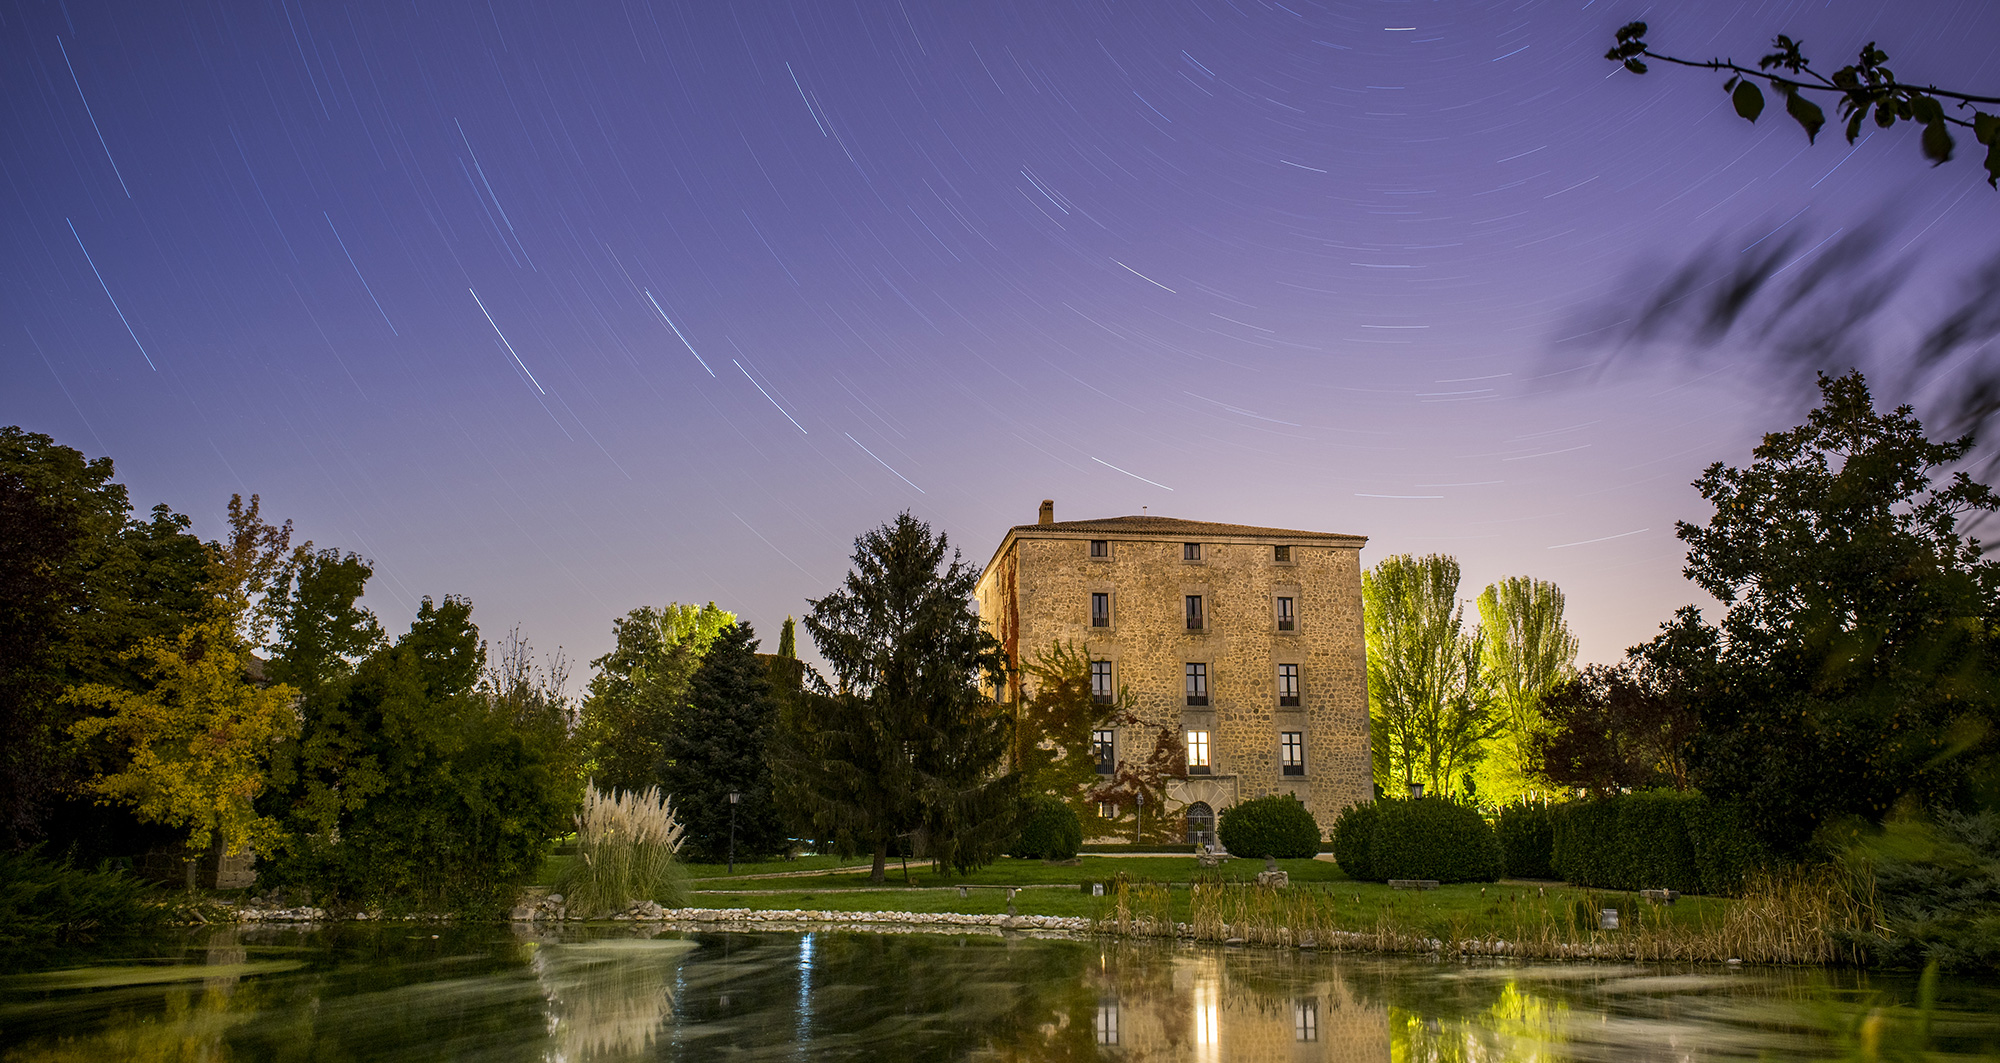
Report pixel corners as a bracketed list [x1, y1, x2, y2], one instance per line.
[1090, 539, 1109, 558]
[1091, 592, 1110, 628]
[1185, 662, 1209, 706]
[1185, 594, 1204, 630]
[1278, 663, 1300, 706]
[1282, 731, 1305, 776]
[1095, 1003, 1120, 1045]
[1274, 544, 1291, 563]
[1186, 731, 1211, 774]
[1185, 800, 1215, 843]
[1090, 660, 1114, 705]
[1276, 595, 1295, 632]
[1183, 542, 1202, 561]
[1093, 728, 1116, 774]
[1097, 800, 1118, 820]
[1294, 999, 1318, 1042]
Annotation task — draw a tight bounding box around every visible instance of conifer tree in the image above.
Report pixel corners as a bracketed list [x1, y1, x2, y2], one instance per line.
[657, 622, 786, 862]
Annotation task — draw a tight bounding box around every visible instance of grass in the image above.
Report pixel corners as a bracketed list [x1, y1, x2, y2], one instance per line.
[685, 855, 1347, 890]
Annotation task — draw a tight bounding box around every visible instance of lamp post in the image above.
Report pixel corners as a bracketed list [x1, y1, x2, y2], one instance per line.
[727, 791, 742, 874]
[1134, 791, 1143, 845]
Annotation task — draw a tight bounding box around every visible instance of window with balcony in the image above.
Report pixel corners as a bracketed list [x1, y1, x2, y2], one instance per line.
[1281, 731, 1305, 776]
[1274, 544, 1291, 563]
[1276, 595, 1295, 632]
[1091, 591, 1110, 628]
[1090, 539, 1109, 558]
[1278, 663, 1300, 706]
[1185, 662, 1209, 706]
[1186, 731, 1211, 775]
[1183, 542, 1202, 561]
[1185, 594, 1204, 630]
[1093, 728, 1116, 774]
[1090, 660, 1114, 705]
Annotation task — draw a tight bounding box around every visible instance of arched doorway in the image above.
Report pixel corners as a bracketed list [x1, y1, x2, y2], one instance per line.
[1185, 802, 1215, 848]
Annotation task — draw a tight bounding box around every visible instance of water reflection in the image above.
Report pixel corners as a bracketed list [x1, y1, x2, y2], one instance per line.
[2, 925, 1996, 1062]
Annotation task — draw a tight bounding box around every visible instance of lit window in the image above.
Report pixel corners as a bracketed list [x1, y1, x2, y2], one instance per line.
[1097, 800, 1118, 819]
[1278, 663, 1300, 706]
[1090, 539, 1109, 558]
[1282, 731, 1305, 776]
[1183, 542, 1202, 561]
[1186, 730, 1210, 774]
[1091, 660, 1114, 705]
[1094, 728, 1116, 774]
[1185, 595, 1204, 630]
[1091, 592, 1110, 628]
[1276, 596, 1295, 632]
[1185, 662, 1209, 706]
[1294, 999, 1318, 1042]
[1275, 544, 1291, 563]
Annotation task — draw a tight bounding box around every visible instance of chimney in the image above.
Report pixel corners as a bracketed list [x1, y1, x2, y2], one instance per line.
[1038, 499, 1055, 525]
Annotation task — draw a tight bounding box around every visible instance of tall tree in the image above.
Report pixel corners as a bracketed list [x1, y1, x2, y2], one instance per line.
[1477, 577, 1580, 799]
[779, 513, 1017, 882]
[578, 602, 733, 792]
[64, 495, 301, 859]
[1535, 662, 1698, 796]
[777, 616, 797, 659]
[1666, 372, 2000, 852]
[1363, 554, 1502, 799]
[657, 622, 786, 862]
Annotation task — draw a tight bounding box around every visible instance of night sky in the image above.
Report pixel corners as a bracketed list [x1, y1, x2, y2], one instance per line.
[6, 0, 1998, 669]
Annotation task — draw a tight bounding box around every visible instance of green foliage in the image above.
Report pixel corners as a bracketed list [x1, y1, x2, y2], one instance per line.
[0, 847, 162, 948]
[1329, 801, 1379, 881]
[1013, 640, 1117, 818]
[779, 513, 1018, 881]
[1664, 372, 2000, 854]
[777, 616, 797, 659]
[578, 602, 734, 794]
[264, 598, 576, 915]
[657, 622, 787, 862]
[555, 784, 687, 917]
[1535, 662, 1697, 795]
[1367, 797, 1503, 884]
[1216, 794, 1321, 859]
[1476, 577, 1579, 799]
[1838, 810, 2000, 972]
[0, 427, 206, 854]
[1608, 23, 2000, 188]
[1495, 803, 1556, 879]
[1364, 554, 1501, 799]
[1008, 793, 1082, 861]
[1550, 791, 1766, 895]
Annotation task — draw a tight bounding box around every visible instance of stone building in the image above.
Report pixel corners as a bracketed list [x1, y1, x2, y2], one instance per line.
[973, 500, 1372, 841]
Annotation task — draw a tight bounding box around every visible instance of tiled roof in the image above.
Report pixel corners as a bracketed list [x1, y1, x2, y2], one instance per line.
[1005, 515, 1362, 540]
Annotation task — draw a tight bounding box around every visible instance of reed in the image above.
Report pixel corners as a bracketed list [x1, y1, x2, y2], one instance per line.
[556, 784, 688, 918]
[1099, 867, 1872, 965]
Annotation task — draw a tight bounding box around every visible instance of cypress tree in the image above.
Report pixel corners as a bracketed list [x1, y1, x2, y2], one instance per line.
[658, 622, 786, 863]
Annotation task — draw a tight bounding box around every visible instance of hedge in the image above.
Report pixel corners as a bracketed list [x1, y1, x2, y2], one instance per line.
[1550, 791, 1765, 895]
[1008, 795, 1083, 861]
[1368, 798, 1503, 884]
[1495, 803, 1556, 879]
[1217, 795, 1322, 859]
[1330, 802, 1379, 881]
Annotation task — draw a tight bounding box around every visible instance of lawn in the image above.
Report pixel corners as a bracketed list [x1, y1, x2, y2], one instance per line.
[687, 854, 1346, 890]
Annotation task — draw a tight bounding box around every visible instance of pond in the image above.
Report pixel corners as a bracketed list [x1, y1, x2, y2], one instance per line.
[4, 924, 1998, 1061]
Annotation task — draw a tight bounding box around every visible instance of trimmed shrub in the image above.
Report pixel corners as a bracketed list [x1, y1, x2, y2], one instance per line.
[1009, 795, 1083, 861]
[1551, 791, 1766, 895]
[1369, 798, 1503, 884]
[1217, 795, 1321, 859]
[1330, 802, 1379, 881]
[1495, 803, 1556, 879]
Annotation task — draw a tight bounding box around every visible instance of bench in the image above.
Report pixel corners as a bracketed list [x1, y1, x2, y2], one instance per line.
[1388, 879, 1440, 891]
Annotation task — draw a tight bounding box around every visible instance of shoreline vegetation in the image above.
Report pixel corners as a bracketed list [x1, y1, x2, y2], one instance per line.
[139, 853, 1868, 968]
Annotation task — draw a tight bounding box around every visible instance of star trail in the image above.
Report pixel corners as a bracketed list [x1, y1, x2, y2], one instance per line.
[5, 0, 1997, 664]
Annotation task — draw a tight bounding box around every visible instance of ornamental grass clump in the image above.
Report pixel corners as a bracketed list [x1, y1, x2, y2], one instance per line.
[558, 784, 687, 917]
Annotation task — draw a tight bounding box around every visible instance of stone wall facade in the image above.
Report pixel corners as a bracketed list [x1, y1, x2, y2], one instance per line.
[975, 508, 1372, 837]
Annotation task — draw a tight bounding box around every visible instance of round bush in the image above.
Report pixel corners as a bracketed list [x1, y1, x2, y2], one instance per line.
[1009, 795, 1083, 861]
[1330, 801, 1380, 881]
[1368, 797, 1503, 883]
[1217, 794, 1321, 859]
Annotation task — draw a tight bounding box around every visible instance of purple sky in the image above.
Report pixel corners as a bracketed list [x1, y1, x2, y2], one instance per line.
[6, 0, 1998, 671]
